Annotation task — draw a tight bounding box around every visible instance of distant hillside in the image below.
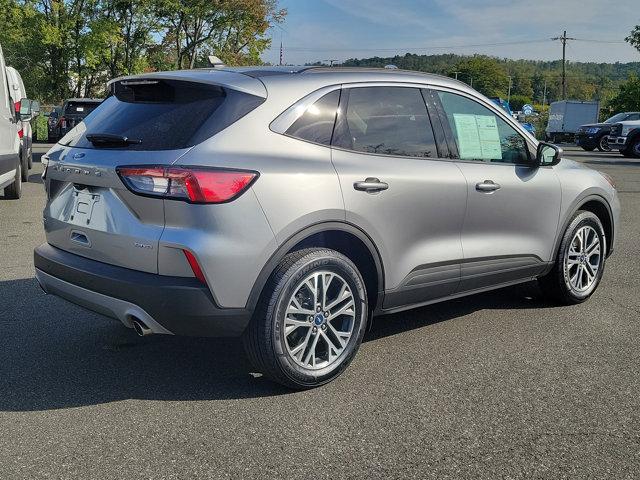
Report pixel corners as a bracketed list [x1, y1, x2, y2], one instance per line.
[334, 53, 640, 107]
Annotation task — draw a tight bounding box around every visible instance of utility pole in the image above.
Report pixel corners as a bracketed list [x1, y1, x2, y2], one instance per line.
[279, 41, 284, 66]
[453, 71, 460, 80]
[507, 76, 512, 104]
[551, 30, 576, 100]
[542, 79, 548, 107]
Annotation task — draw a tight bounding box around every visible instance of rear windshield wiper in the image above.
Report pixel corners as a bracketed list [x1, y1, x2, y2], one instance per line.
[85, 133, 142, 147]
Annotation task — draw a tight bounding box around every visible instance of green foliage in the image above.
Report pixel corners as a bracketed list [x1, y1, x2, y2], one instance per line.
[343, 53, 639, 107]
[0, 0, 286, 103]
[508, 95, 532, 112]
[626, 25, 640, 53]
[607, 75, 640, 113]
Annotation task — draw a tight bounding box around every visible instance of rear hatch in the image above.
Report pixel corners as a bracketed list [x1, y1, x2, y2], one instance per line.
[44, 72, 266, 273]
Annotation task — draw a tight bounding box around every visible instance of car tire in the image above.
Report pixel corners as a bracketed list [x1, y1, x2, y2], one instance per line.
[28, 149, 33, 169]
[243, 248, 368, 389]
[538, 210, 606, 305]
[20, 150, 28, 182]
[4, 160, 22, 199]
[625, 137, 640, 158]
[581, 146, 595, 152]
[596, 135, 610, 152]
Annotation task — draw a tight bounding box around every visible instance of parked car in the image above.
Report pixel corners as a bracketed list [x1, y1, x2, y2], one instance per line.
[546, 100, 600, 143]
[606, 119, 640, 158]
[47, 106, 62, 142]
[575, 112, 640, 152]
[6, 66, 35, 181]
[49, 98, 102, 141]
[35, 67, 620, 388]
[0, 45, 24, 198]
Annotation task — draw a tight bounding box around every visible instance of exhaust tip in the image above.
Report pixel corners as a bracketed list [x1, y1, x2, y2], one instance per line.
[131, 318, 153, 337]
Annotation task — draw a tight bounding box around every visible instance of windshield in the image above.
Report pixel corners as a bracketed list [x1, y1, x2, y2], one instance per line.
[604, 113, 628, 124]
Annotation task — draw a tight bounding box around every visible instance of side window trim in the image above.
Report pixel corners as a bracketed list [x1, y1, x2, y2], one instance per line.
[422, 88, 454, 159]
[430, 87, 535, 165]
[270, 84, 342, 135]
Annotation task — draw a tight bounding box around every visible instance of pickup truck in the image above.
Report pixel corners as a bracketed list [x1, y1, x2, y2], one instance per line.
[606, 120, 640, 158]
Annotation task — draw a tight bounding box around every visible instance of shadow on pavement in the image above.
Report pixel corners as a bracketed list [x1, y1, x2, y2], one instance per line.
[0, 277, 547, 411]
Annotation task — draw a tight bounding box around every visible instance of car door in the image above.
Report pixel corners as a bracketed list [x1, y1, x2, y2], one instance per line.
[0, 45, 18, 185]
[430, 88, 562, 292]
[331, 85, 468, 310]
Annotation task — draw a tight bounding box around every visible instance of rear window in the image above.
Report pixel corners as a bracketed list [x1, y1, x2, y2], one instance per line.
[64, 101, 101, 116]
[63, 79, 264, 150]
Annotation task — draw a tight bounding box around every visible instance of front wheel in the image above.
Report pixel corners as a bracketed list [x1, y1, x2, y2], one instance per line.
[626, 137, 640, 158]
[243, 248, 368, 389]
[538, 211, 605, 305]
[4, 161, 22, 199]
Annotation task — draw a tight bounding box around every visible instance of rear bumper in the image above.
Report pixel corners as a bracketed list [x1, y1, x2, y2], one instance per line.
[34, 243, 251, 337]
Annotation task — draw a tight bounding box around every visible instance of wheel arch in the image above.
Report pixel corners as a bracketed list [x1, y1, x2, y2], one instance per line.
[246, 222, 385, 314]
[553, 194, 614, 261]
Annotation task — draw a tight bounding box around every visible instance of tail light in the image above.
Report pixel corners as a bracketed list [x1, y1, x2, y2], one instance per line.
[116, 166, 258, 204]
[60, 117, 66, 129]
[18, 129, 23, 139]
[14, 101, 21, 115]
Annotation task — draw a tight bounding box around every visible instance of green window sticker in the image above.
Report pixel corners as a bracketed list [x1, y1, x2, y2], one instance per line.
[453, 114, 503, 161]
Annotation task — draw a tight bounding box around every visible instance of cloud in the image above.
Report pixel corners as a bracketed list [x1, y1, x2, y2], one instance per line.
[321, 0, 437, 29]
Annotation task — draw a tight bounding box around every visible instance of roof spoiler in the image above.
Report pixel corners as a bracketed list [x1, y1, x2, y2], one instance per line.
[108, 69, 267, 98]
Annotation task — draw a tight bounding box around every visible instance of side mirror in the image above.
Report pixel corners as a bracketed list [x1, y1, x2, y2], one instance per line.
[19, 98, 34, 120]
[537, 142, 562, 167]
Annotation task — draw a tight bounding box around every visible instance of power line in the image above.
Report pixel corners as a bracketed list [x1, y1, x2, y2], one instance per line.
[285, 38, 552, 52]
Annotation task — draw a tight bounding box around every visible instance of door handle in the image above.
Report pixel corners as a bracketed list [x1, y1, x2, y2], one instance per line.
[354, 177, 389, 193]
[475, 180, 501, 192]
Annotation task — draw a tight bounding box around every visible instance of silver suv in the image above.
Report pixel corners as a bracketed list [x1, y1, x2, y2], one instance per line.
[35, 67, 620, 388]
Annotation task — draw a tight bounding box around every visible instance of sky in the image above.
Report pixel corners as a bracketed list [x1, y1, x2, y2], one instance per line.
[263, 0, 640, 65]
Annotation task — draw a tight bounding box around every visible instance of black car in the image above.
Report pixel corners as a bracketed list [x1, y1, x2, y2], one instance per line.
[576, 112, 640, 152]
[49, 98, 103, 141]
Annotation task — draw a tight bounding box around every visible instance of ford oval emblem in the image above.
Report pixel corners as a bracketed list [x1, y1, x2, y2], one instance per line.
[73, 152, 85, 159]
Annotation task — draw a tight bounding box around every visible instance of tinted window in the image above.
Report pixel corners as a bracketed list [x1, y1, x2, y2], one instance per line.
[63, 79, 264, 150]
[626, 114, 640, 121]
[437, 91, 530, 165]
[64, 101, 101, 116]
[285, 90, 340, 145]
[333, 87, 436, 158]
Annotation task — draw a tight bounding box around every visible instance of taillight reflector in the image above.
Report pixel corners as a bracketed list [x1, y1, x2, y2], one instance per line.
[183, 250, 207, 285]
[116, 166, 258, 204]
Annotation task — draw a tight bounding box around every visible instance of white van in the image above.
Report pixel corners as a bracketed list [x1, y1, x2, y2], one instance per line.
[0, 43, 22, 199]
[6, 66, 32, 181]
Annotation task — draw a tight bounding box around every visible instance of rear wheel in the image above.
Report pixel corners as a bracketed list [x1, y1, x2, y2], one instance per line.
[538, 211, 605, 305]
[243, 248, 368, 389]
[597, 135, 611, 152]
[4, 161, 22, 199]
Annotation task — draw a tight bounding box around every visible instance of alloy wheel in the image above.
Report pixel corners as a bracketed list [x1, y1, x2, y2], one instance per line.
[283, 271, 355, 370]
[564, 226, 601, 293]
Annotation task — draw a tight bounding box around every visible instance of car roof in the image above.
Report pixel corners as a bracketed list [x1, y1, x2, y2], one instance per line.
[115, 66, 471, 96]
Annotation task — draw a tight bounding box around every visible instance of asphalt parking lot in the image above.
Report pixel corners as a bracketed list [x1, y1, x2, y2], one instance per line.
[1, 144, 639, 479]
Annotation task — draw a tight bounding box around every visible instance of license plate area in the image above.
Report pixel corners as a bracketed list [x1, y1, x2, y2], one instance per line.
[71, 190, 100, 226]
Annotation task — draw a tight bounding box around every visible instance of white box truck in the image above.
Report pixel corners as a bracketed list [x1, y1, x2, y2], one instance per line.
[546, 100, 600, 143]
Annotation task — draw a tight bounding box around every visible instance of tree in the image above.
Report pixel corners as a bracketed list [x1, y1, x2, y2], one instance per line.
[157, 0, 286, 69]
[626, 25, 640, 53]
[452, 55, 509, 97]
[607, 75, 640, 112]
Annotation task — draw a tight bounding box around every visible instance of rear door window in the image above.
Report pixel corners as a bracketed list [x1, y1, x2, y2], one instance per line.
[332, 86, 437, 158]
[63, 79, 264, 150]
